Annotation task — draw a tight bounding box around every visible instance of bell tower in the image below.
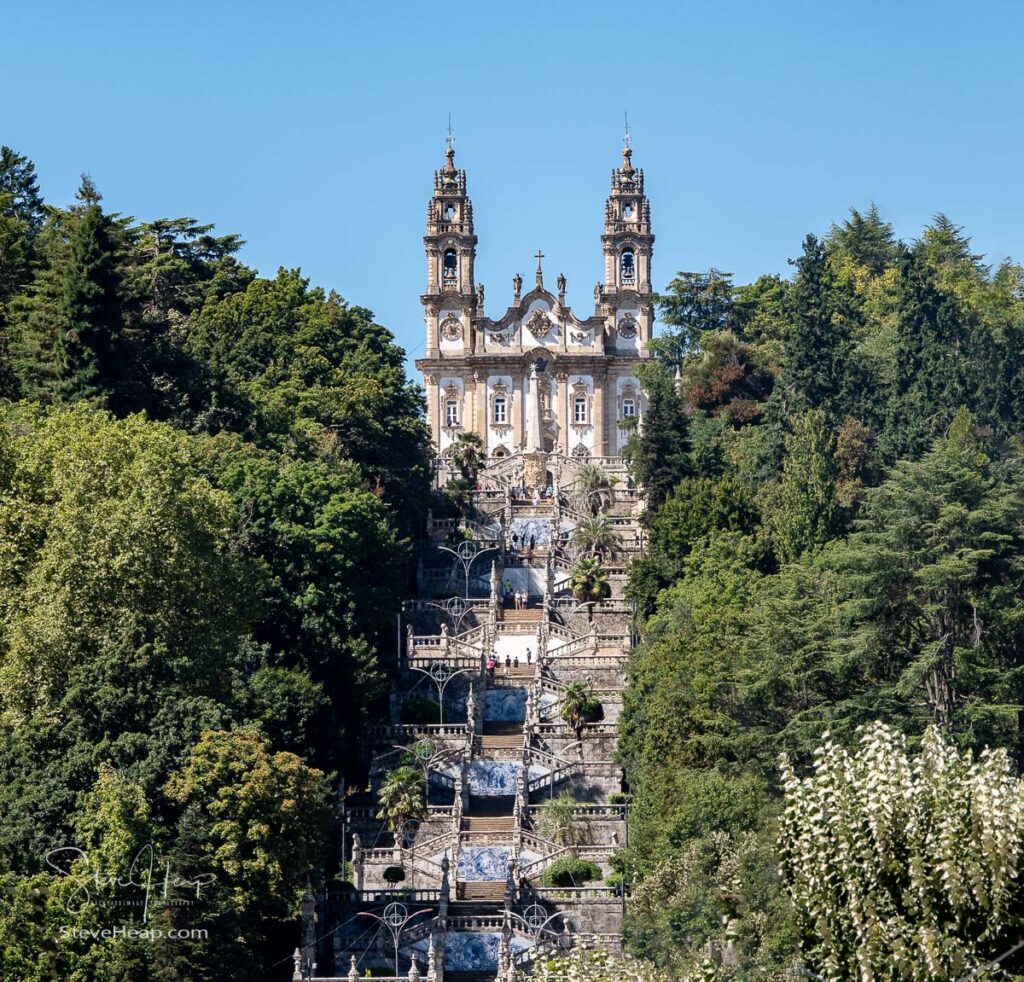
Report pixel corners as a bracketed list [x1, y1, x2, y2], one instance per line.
[599, 136, 654, 352]
[422, 140, 478, 357]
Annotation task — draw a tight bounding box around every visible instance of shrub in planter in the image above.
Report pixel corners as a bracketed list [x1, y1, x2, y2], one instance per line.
[382, 866, 406, 885]
[539, 857, 601, 888]
[609, 792, 630, 805]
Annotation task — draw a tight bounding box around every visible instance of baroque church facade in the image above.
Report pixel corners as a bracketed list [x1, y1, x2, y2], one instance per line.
[416, 141, 654, 460]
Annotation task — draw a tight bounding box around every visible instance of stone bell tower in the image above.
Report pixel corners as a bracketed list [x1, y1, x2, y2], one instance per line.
[422, 141, 478, 356]
[417, 135, 653, 461]
[598, 136, 655, 353]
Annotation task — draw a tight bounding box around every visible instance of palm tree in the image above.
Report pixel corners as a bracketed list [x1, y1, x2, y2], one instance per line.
[535, 793, 592, 855]
[569, 557, 611, 604]
[570, 516, 620, 558]
[573, 464, 615, 515]
[450, 431, 485, 481]
[376, 766, 427, 839]
[560, 681, 604, 740]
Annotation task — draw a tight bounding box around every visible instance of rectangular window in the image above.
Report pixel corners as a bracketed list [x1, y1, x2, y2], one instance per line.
[445, 399, 459, 427]
[493, 396, 507, 424]
[574, 397, 588, 424]
[622, 399, 636, 418]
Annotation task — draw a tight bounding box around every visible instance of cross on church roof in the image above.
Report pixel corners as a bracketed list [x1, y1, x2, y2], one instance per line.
[534, 250, 544, 286]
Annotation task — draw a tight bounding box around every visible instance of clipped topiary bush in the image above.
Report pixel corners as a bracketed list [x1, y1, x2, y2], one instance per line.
[382, 865, 406, 885]
[539, 857, 602, 888]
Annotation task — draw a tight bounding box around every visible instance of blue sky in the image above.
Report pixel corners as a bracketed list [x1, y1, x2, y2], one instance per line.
[4, 1, 1023, 369]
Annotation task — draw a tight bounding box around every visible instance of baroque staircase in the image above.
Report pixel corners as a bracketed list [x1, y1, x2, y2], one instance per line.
[294, 452, 639, 982]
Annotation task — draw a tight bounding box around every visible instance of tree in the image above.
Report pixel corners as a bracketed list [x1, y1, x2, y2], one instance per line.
[51, 179, 129, 407]
[780, 722, 1024, 980]
[571, 516, 620, 558]
[166, 728, 331, 917]
[572, 463, 615, 515]
[828, 204, 896, 276]
[569, 557, 611, 605]
[627, 367, 690, 512]
[762, 410, 841, 563]
[450, 431, 485, 482]
[656, 268, 734, 358]
[0, 147, 44, 305]
[780, 234, 861, 422]
[560, 682, 603, 739]
[828, 407, 1024, 742]
[535, 794, 592, 853]
[375, 766, 427, 837]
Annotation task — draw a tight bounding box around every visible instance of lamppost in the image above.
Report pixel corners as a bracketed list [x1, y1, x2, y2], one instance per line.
[436, 540, 499, 598]
[409, 660, 476, 726]
[357, 902, 433, 977]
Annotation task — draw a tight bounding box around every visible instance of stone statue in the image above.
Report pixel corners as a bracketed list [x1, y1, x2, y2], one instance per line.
[557, 272, 566, 298]
[476, 282, 485, 307]
[513, 272, 522, 301]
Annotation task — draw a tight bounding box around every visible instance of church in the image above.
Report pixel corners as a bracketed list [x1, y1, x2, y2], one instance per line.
[416, 140, 654, 461]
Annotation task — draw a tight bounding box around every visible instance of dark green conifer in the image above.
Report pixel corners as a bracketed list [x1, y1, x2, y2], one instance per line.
[52, 178, 127, 406]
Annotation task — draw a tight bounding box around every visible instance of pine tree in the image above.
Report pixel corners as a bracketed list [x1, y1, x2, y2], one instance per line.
[780, 235, 860, 422]
[52, 179, 127, 407]
[880, 246, 977, 460]
[628, 367, 690, 513]
[828, 204, 896, 275]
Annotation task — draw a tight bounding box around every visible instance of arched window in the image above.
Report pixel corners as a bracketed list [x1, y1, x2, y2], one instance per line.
[574, 396, 588, 424]
[493, 395, 507, 424]
[445, 398, 460, 427]
[622, 398, 636, 418]
[620, 248, 636, 285]
[443, 248, 458, 284]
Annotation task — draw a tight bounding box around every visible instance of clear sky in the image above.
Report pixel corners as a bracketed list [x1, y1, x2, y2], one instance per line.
[4, 1, 1023, 370]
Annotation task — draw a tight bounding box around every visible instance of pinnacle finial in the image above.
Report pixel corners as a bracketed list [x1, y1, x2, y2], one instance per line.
[534, 249, 544, 287]
[624, 111, 631, 149]
[444, 115, 456, 171]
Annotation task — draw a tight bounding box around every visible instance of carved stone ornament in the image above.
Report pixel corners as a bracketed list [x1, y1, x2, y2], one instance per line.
[572, 442, 590, 460]
[617, 312, 639, 339]
[570, 330, 590, 345]
[526, 309, 553, 340]
[440, 314, 463, 341]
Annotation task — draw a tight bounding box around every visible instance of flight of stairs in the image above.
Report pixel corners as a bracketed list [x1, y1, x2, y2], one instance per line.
[458, 881, 507, 902]
[462, 815, 514, 833]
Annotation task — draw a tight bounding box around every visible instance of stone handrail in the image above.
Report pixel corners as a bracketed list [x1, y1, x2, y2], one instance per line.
[371, 724, 470, 740]
[524, 803, 626, 819]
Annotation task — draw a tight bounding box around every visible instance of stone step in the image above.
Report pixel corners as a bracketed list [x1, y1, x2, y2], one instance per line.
[482, 722, 522, 736]
[462, 815, 515, 832]
[476, 733, 522, 748]
[445, 972, 496, 982]
[492, 665, 534, 679]
[458, 881, 507, 901]
[466, 795, 515, 817]
[501, 609, 542, 622]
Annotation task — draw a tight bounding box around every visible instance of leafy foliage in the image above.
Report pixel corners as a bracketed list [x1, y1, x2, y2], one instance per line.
[780, 723, 1024, 980]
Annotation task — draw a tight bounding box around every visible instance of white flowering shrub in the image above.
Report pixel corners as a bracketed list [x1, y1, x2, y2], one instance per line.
[523, 945, 669, 982]
[779, 721, 1024, 980]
